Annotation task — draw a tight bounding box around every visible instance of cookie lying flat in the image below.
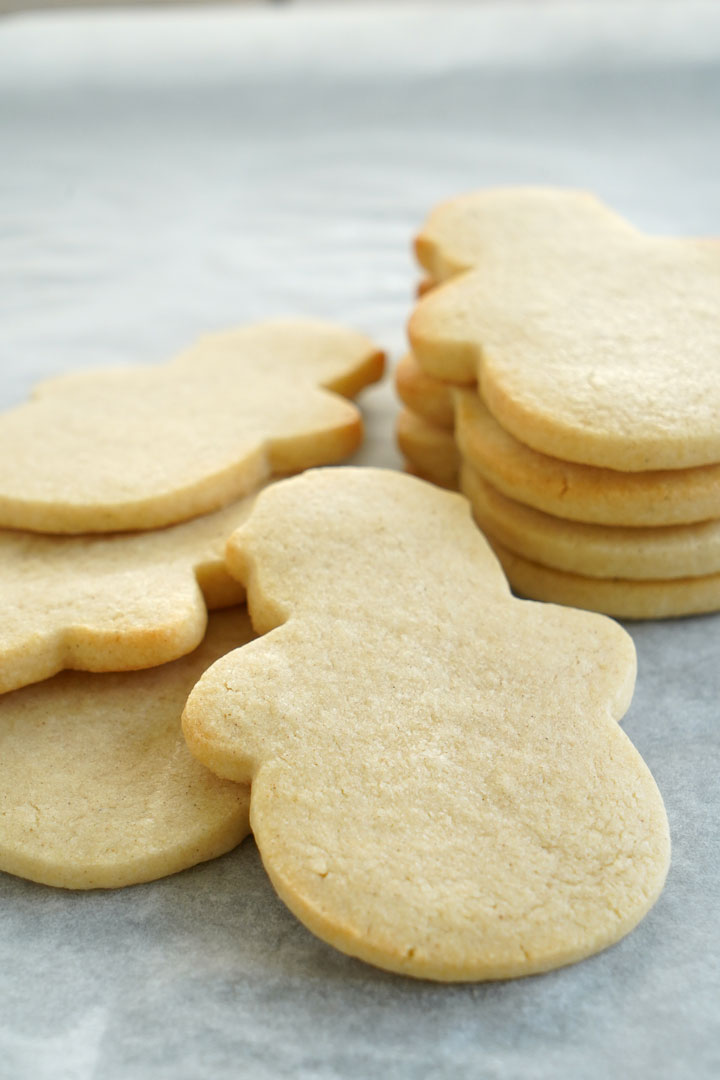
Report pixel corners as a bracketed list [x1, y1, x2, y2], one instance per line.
[395, 353, 455, 430]
[0, 319, 384, 533]
[455, 388, 720, 527]
[410, 193, 720, 470]
[183, 468, 669, 982]
[396, 408, 460, 489]
[491, 540, 720, 620]
[461, 463, 720, 580]
[414, 186, 637, 285]
[0, 494, 260, 694]
[0, 608, 253, 889]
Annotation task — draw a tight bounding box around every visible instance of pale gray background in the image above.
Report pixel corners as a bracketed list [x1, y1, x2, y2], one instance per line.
[1, 3, 719, 1078]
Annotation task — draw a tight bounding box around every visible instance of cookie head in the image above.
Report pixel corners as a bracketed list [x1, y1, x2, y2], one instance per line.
[183, 468, 668, 981]
[415, 185, 637, 283]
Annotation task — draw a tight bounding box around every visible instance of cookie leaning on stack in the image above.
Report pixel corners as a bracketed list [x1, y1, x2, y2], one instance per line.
[0, 320, 384, 888]
[400, 187, 720, 617]
[182, 466, 670, 982]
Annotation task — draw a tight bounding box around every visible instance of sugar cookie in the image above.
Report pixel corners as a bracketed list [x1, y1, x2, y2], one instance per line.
[414, 186, 636, 284]
[404, 462, 458, 491]
[490, 539, 720, 620]
[0, 320, 384, 533]
[395, 353, 454, 430]
[396, 408, 459, 488]
[461, 462, 720, 580]
[455, 388, 720, 527]
[409, 192, 720, 470]
[0, 493, 258, 694]
[183, 468, 669, 982]
[0, 608, 253, 890]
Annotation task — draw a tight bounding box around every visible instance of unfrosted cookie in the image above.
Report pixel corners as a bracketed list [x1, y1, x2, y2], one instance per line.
[455, 388, 720, 527]
[396, 408, 459, 488]
[404, 462, 458, 491]
[395, 353, 455, 430]
[409, 191, 720, 470]
[416, 277, 436, 298]
[0, 608, 253, 890]
[461, 462, 720, 580]
[0, 493, 259, 694]
[183, 467, 669, 982]
[0, 320, 384, 533]
[414, 186, 637, 284]
[491, 540, 720, 620]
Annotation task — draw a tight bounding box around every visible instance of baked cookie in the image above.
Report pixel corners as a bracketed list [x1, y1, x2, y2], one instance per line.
[395, 353, 455, 431]
[395, 408, 459, 489]
[0, 608, 253, 889]
[0, 492, 258, 694]
[455, 388, 720, 527]
[414, 186, 636, 284]
[404, 463, 458, 491]
[491, 540, 720, 620]
[461, 463, 720, 580]
[416, 277, 436, 298]
[183, 468, 669, 982]
[0, 320, 384, 533]
[409, 191, 720, 470]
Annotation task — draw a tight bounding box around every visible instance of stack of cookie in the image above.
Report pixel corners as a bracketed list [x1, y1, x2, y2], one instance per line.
[0, 320, 384, 889]
[398, 187, 720, 619]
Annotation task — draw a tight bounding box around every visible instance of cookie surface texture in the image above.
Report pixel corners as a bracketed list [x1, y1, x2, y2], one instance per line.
[0, 320, 384, 533]
[410, 190, 720, 469]
[183, 467, 669, 982]
[0, 608, 253, 889]
[0, 494, 260, 694]
[455, 388, 720, 527]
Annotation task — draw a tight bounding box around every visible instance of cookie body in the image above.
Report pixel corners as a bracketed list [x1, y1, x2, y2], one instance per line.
[0, 609, 253, 889]
[183, 468, 669, 982]
[491, 541, 720, 620]
[396, 408, 459, 488]
[0, 493, 258, 694]
[0, 320, 384, 533]
[455, 388, 720, 527]
[395, 353, 454, 430]
[461, 463, 720, 580]
[410, 191, 720, 470]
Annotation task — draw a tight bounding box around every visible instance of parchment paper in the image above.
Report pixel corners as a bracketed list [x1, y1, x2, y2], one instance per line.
[1, 4, 719, 1077]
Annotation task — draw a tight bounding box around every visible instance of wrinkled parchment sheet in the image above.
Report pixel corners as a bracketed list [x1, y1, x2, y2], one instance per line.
[1, 4, 719, 1077]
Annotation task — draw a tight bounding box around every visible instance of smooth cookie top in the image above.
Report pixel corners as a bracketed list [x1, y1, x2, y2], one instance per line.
[183, 467, 669, 982]
[414, 186, 636, 283]
[0, 319, 384, 533]
[410, 190, 720, 470]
